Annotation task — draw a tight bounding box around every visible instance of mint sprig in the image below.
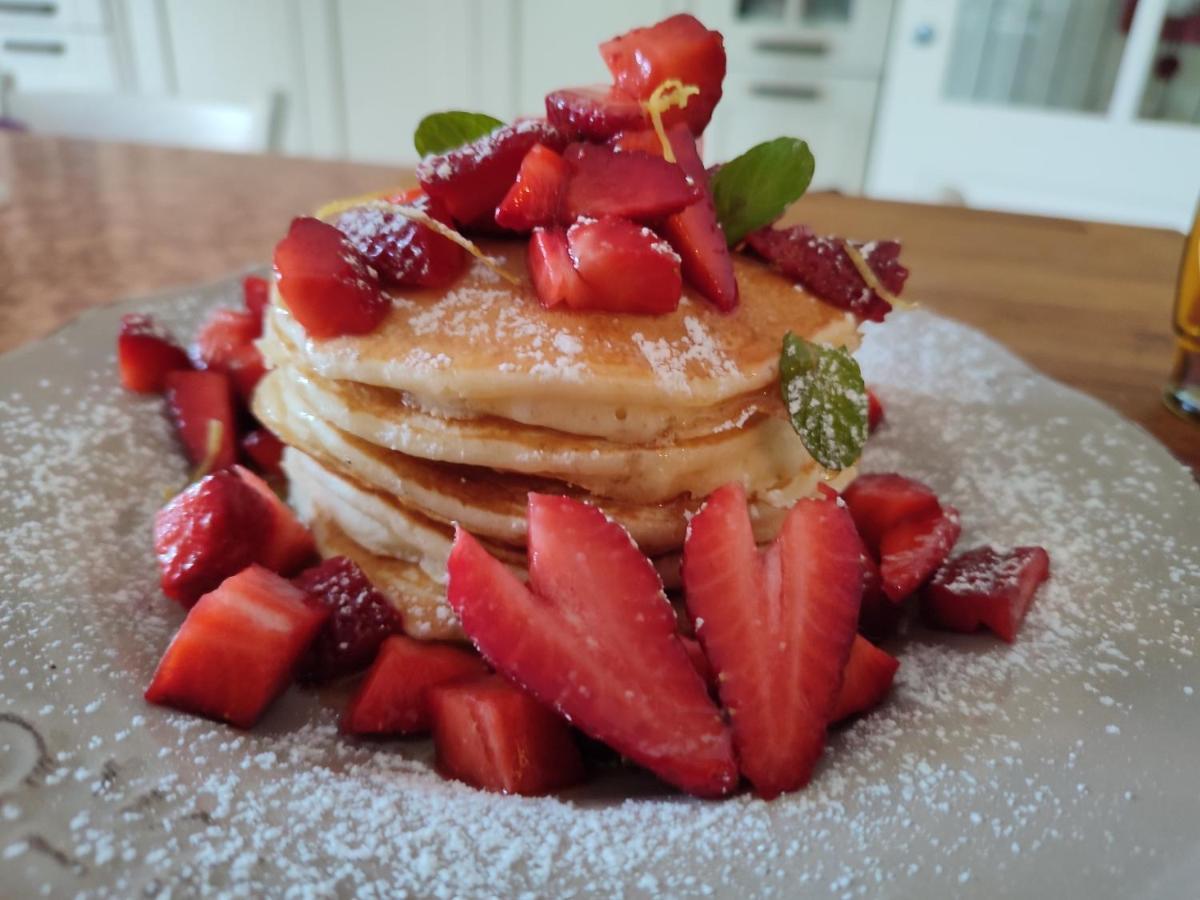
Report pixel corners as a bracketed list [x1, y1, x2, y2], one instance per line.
[779, 332, 867, 471]
[414, 111, 504, 157]
[710, 138, 815, 247]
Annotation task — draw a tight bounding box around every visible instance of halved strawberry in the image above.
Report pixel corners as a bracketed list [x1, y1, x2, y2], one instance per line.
[335, 194, 466, 289]
[923, 545, 1050, 643]
[154, 469, 272, 607]
[273, 217, 388, 340]
[343, 634, 487, 735]
[240, 428, 285, 478]
[867, 389, 885, 433]
[293, 556, 403, 683]
[194, 307, 267, 401]
[830, 635, 899, 724]
[600, 14, 726, 135]
[528, 227, 590, 309]
[429, 673, 585, 796]
[232, 465, 316, 576]
[545, 85, 646, 141]
[164, 370, 238, 472]
[242, 275, 270, 321]
[562, 144, 699, 222]
[842, 473, 941, 557]
[613, 124, 737, 310]
[566, 217, 682, 314]
[416, 119, 567, 227]
[447, 499, 736, 798]
[879, 506, 961, 602]
[683, 485, 862, 798]
[117, 314, 191, 394]
[494, 143, 570, 232]
[145, 565, 329, 727]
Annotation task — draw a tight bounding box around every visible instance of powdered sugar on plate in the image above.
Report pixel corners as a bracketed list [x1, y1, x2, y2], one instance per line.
[0, 279, 1197, 899]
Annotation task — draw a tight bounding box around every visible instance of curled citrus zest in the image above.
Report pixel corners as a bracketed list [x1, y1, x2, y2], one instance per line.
[314, 188, 409, 222]
[642, 79, 700, 164]
[841, 240, 915, 310]
[189, 419, 226, 484]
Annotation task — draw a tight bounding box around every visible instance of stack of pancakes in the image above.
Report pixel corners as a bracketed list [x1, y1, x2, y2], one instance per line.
[253, 238, 861, 641]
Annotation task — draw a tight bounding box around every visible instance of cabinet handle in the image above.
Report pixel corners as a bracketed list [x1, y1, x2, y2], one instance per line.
[0, 2, 57, 14]
[749, 83, 822, 101]
[2, 38, 64, 54]
[755, 37, 829, 56]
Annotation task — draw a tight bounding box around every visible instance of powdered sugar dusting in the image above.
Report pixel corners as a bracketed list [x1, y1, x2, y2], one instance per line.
[0, 284, 1197, 897]
[631, 316, 739, 395]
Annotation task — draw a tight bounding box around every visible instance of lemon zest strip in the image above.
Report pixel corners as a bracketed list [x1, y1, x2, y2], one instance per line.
[841, 240, 916, 311]
[641, 79, 700, 164]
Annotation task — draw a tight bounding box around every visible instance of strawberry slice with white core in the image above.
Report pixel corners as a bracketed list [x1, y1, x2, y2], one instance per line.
[842, 473, 941, 557]
[145, 565, 329, 728]
[683, 485, 862, 798]
[830, 634, 899, 724]
[429, 673, 585, 796]
[164, 370, 238, 472]
[495, 143, 570, 232]
[117, 314, 191, 394]
[565, 216, 682, 314]
[562, 143, 700, 222]
[879, 505, 961, 602]
[545, 85, 646, 141]
[232, 465, 317, 576]
[447, 500, 736, 798]
[923, 545, 1050, 642]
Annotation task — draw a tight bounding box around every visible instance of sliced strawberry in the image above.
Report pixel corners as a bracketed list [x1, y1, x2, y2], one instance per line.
[164, 370, 238, 472]
[154, 469, 272, 607]
[858, 552, 904, 638]
[429, 673, 585, 796]
[232, 465, 316, 576]
[600, 14, 726, 135]
[566, 217, 682, 314]
[545, 85, 646, 141]
[240, 428, 285, 478]
[293, 556, 404, 683]
[117, 313, 191, 394]
[145, 565, 329, 728]
[447, 500, 736, 798]
[613, 124, 737, 310]
[335, 194, 466, 289]
[867, 389, 885, 433]
[842, 473, 941, 557]
[745, 226, 907, 322]
[830, 635, 899, 724]
[923, 545, 1050, 642]
[242, 275, 270, 321]
[680, 636, 715, 690]
[273, 217, 388, 340]
[342, 635, 487, 735]
[528, 227, 591, 309]
[416, 119, 567, 226]
[879, 506, 961, 602]
[562, 144, 699, 222]
[194, 307, 267, 401]
[683, 486, 862, 798]
[494, 143, 570, 232]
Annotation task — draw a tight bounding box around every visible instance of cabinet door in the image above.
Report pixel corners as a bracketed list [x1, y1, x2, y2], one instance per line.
[0, 32, 118, 91]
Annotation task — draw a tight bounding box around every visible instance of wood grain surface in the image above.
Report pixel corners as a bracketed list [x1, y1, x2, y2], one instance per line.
[1, 132, 1195, 470]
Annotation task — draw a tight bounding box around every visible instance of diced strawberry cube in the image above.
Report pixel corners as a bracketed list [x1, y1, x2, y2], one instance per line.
[600, 14, 726, 135]
[830, 635, 899, 724]
[242, 275, 270, 321]
[341, 634, 487, 734]
[416, 119, 568, 227]
[879, 506, 961, 602]
[154, 469, 273, 607]
[923, 545, 1050, 642]
[232, 465, 316, 576]
[194, 307, 267, 401]
[566, 217, 682, 314]
[293, 556, 403, 684]
[528, 227, 590, 309]
[545, 85, 646, 141]
[842, 473, 942, 557]
[561, 143, 699, 222]
[335, 194, 466, 289]
[164, 370, 238, 472]
[273, 217, 388, 340]
[867, 389, 885, 433]
[495, 143, 570, 232]
[117, 314, 191, 394]
[429, 673, 585, 796]
[240, 428, 285, 478]
[145, 565, 329, 728]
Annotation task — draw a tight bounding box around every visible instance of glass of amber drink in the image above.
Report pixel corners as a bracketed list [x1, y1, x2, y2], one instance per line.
[1166, 199, 1200, 422]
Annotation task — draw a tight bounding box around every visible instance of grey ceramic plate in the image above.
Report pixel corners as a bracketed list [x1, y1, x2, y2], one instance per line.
[1, 274, 1198, 899]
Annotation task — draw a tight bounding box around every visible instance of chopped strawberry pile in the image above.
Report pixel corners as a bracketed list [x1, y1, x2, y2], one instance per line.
[194, 306, 267, 401]
[117, 314, 191, 394]
[923, 545, 1050, 642]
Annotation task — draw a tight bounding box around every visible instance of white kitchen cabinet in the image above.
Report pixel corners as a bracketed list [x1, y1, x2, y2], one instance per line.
[0, 0, 119, 93]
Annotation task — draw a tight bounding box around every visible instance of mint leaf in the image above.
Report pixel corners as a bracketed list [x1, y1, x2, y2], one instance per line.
[779, 332, 867, 471]
[710, 138, 815, 247]
[414, 111, 504, 157]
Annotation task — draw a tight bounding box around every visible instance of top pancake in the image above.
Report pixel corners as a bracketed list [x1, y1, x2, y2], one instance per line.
[267, 238, 860, 411]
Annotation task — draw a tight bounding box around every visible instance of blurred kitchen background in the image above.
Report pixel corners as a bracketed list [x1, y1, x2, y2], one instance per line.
[1, 0, 1197, 230]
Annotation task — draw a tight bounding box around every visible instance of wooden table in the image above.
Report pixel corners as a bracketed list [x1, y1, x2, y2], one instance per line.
[2, 133, 1195, 470]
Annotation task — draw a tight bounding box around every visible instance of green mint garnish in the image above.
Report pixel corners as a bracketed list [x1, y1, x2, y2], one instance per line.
[710, 138, 815, 247]
[414, 111, 505, 157]
[779, 332, 867, 471]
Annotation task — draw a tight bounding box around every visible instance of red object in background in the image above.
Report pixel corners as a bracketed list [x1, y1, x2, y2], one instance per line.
[1121, 1, 1200, 44]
